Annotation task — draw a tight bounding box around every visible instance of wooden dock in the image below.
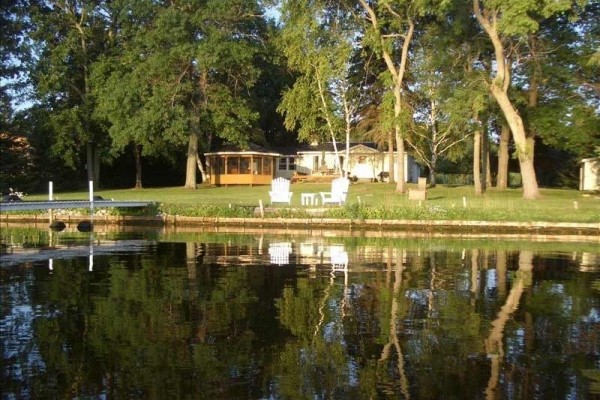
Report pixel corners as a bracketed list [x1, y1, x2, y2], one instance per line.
[0, 200, 152, 212]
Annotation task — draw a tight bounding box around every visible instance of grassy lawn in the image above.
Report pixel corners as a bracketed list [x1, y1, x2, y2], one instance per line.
[20, 182, 600, 223]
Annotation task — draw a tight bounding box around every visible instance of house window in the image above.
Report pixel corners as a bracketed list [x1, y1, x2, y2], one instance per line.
[313, 156, 320, 169]
[278, 157, 297, 171]
[358, 156, 367, 164]
[278, 157, 287, 170]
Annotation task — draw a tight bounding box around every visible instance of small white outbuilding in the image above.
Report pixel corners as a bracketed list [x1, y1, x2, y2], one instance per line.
[579, 158, 600, 191]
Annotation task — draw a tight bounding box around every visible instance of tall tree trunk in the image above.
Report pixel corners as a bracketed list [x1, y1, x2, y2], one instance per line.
[77, 12, 100, 191]
[492, 87, 539, 198]
[315, 69, 342, 175]
[86, 143, 101, 190]
[133, 143, 143, 189]
[473, 126, 482, 194]
[185, 133, 198, 189]
[86, 142, 95, 186]
[474, 0, 540, 199]
[497, 120, 510, 189]
[481, 117, 488, 192]
[196, 154, 207, 184]
[394, 118, 406, 193]
[359, 0, 413, 193]
[486, 146, 492, 188]
[429, 154, 437, 187]
[388, 133, 395, 183]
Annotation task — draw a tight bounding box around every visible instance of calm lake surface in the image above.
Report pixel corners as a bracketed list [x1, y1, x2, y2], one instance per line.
[1, 226, 599, 399]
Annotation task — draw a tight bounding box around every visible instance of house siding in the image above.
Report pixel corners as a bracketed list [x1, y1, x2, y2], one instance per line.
[580, 158, 600, 191]
[275, 143, 421, 183]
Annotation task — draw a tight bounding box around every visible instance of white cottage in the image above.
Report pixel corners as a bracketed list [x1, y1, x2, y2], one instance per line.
[580, 158, 600, 191]
[275, 142, 421, 183]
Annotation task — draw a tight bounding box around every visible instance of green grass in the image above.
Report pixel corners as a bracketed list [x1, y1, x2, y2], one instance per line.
[19, 182, 600, 223]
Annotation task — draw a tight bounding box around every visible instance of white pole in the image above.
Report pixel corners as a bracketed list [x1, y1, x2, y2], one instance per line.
[48, 181, 54, 223]
[89, 181, 94, 225]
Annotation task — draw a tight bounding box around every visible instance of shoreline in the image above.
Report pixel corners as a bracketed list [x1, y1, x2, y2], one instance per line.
[2, 213, 599, 239]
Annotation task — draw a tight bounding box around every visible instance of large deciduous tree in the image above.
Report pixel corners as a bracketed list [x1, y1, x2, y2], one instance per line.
[521, 3, 600, 169]
[473, 0, 580, 199]
[357, 0, 417, 193]
[29, 0, 111, 189]
[93, 0, 264, 189]
[278, 0, 361, 177]
[408, 23, 476, 187]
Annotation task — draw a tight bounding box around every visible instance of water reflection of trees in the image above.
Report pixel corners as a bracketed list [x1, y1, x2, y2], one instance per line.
[3, 239, 599, 399]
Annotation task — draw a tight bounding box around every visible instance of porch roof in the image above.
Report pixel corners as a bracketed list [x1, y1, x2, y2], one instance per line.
[205, 143, 281, 157]
[280, 142, 382, 154]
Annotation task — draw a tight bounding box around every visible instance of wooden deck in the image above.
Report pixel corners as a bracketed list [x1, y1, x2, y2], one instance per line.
[291, 174, 338, 184]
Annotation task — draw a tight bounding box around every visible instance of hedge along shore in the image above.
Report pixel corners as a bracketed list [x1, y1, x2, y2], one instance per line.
[1, 213, 599, 240]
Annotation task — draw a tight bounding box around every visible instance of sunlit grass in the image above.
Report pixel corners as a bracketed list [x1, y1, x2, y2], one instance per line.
[21, 182, 600, 223]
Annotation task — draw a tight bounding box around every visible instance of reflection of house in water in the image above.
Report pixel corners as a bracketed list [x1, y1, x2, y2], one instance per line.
[580, 252, 599, 272]
[269, 242, 293, 265]
[300, 242, 317, 257]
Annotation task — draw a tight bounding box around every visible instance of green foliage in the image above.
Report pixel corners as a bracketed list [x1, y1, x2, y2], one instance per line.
[583, 370, 600, 395]
[0, 132, 33, 193]
[102, 0, 264, 150]
[159, 203, 255, 218]
[277, 0, 357, 145]
[266, 208, 311, 218]
[4, 0, 599, 194]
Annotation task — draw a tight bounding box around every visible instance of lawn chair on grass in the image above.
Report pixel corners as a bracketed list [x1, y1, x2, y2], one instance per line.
[269, 177, 293, 205]
[320, 177, 350, 206]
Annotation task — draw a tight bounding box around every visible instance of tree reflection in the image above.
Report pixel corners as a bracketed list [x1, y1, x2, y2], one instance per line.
[485, 250, 533, 399]
[2, 235, 598, 399]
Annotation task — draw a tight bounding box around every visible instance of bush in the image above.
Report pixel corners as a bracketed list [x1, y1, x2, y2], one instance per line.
[436, 174, 473, 186]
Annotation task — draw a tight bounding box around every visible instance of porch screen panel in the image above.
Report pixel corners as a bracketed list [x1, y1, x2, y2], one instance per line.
[264, 158, 272, 175]
[253, 158, 263, 175]
[219, 157, 226, 174]
[240, 157, 251, 174]
[227, 157, 239, 174]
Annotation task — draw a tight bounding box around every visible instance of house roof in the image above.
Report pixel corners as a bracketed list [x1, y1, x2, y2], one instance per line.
[274, 142, 383, 155]
[205, 143, 281, 157]
[581, 157, 600, 163]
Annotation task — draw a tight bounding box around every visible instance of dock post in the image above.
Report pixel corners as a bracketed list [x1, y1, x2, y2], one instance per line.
[49, 181, 53, 224]
[89, 180, 94, 226]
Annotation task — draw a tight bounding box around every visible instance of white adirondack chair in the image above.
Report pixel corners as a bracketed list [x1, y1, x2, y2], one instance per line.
[269, 242, 292, 265]
[320, 177, 350, 205]
[269, 177, 293, 205]
[330, 245, 348, 271]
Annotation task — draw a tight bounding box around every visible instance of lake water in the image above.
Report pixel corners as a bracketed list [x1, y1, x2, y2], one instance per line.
[1, 226, 599, 399]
